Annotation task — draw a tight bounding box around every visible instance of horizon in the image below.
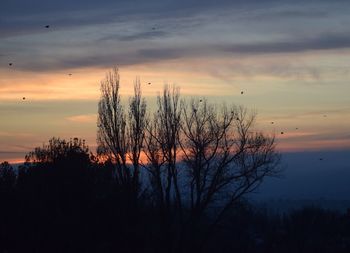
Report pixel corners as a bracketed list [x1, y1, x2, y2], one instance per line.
[2, 127, 350, 164]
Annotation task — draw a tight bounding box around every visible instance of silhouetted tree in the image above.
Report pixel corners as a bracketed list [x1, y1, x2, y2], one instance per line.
[144, 85, 183, 216]
[95, 69, 281, 252]
[97, 68, 147, 203]
[183, 101, 279, 222]
[176, 99, 279, 250]
[0, 161, 17, 251]
[15, 137, 96, 252]
[127, 79, 147, 195]
[97, 68, 129, 184]
[21, 137, 94, 197]
[0, 161, 16, 192]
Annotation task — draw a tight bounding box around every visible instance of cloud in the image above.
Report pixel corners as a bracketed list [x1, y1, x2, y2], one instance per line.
[9, 47, 193, 71]
[270, 107, 350, 121]
[2, 0, 346, 39]
[137, 47, 188, 60]
[66, 114, 97, 123]
[101, 30, 168, 42]
[0, 0, 242, 38]
[278, 131, 350, 142]
[0, 151, 25, 154]
[222, 33, 350, 54]
[2, 0, 350, 75]
[247, 9, 329, 22]
[62, 32, 350, 70]
[0, 131, 33, 137]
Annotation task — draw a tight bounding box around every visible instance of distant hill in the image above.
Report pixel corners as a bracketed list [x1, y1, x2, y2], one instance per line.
[249, 149, 350, 212]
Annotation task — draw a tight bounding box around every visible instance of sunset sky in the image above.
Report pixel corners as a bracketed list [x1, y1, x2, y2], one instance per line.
[1, 0, 350, 163]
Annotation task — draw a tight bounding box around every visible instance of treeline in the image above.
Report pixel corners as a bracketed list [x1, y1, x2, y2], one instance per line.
[0, 68, 348, 252]
[1, 154, 350, 252]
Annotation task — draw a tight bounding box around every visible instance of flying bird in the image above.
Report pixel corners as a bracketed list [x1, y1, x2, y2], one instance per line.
[199, 99, 202, 102]
[271, 122, 274, 124]
[9, 63, 12, 66]
[241, 91, 244, 95]
[22, 97, 26, 100]
[45, 25, 50, 28]
[68, 73, 72, 76]
[280, 131, 284, 135]
[148, 82, 151, 85]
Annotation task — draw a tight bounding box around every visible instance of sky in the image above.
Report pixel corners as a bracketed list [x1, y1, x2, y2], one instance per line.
[256, 150, 350, 200]
[1, 0, 350, 163]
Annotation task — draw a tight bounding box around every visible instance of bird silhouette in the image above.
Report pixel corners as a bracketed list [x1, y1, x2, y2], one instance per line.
[22, 97, 26, 100]
[319, 158, 323, 161]
[148, 82, 151, 85]
[271, 122, 274, 124]
[199, 99, 202, 102]
[280, 131, 284, 135]
[241, 91, 244, 95]
[9, 63, 13, 66]
[68, 73, 72, 76]
[45, 25, 50, 28]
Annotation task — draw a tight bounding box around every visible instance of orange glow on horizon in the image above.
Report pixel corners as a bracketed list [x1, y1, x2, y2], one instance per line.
[277, 139, 350, 152]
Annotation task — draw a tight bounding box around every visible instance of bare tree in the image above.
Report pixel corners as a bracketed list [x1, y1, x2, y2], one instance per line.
[143, 114, 166, 210]
[97, 68, 128, 186]
[96, 69, 280, 251]
[97, 68, 147, 198]
[144, 85, 183, 215]
[127, 79, 147, 193]
[180, 99, 280, 224]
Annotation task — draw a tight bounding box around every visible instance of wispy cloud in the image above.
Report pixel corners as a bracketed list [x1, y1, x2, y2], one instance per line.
[100, 30, 168, 42]
[66, 114, 97, 123]
[7, 31, 350, 73]
[268, 107, 350, 121]
[1, 0, 350, 75]
[221, 33, 350, 54]
[0, 131, 33, 137]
